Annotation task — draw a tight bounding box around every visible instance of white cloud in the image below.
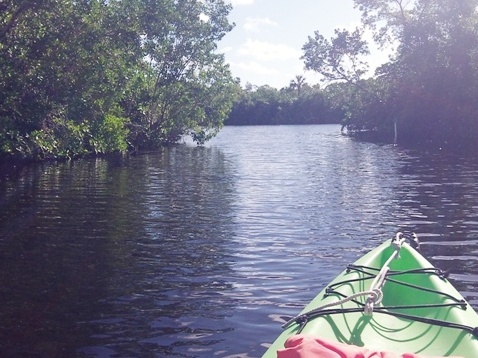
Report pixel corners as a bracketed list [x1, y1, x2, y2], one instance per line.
[243, 17, 278, 32]
[229, 0, 254, 5]
[236, 61, 279, 75]
[221, 46, 234, 54]
[238, 39, 301, 62]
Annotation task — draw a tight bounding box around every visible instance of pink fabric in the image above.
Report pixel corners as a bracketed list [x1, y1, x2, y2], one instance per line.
[277, 335, 464, 358]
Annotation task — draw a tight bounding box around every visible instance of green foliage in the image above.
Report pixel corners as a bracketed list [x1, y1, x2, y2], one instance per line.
[302, 28, 370, 83]
[90, 114, 129, 154]
[126, 0, 236, 149]
[303, 0, 478, 147]
[0, 0, 236, 160]
[227, 81, 342, 125]
[3, 118, 89, 160]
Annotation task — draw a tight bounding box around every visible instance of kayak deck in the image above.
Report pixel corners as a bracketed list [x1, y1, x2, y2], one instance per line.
[262, 236, 478, 357]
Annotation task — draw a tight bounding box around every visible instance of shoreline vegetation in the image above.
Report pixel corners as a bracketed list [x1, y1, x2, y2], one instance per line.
[0, 0, 239, 163]
[2, 1, 478, 166]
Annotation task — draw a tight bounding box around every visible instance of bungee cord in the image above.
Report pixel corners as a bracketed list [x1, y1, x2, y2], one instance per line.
[282, 232, 478, 337]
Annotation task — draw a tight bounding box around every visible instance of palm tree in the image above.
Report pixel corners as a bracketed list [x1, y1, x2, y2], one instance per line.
[289, 75, 306, 97]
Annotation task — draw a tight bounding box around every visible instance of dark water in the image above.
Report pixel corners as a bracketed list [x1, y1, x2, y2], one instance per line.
[1, 125, 478, 357]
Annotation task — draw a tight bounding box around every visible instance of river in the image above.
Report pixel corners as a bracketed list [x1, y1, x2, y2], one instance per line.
[1, 124, 478, 357]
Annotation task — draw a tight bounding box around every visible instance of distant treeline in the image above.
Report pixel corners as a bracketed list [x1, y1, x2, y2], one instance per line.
[0, 0, 238, 161]
[226, 78, 343, 126]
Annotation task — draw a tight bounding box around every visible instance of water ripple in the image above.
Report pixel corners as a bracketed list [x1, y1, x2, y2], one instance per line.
[0, 126, 478, 357]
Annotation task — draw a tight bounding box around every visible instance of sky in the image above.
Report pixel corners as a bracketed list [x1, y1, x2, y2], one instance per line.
[218, 0, 390, 89]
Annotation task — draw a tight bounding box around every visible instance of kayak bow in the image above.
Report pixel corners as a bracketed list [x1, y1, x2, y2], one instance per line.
[262, 233, 478, 358]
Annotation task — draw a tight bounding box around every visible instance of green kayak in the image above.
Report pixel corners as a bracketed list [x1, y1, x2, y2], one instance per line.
[262, 233, 478, 357]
